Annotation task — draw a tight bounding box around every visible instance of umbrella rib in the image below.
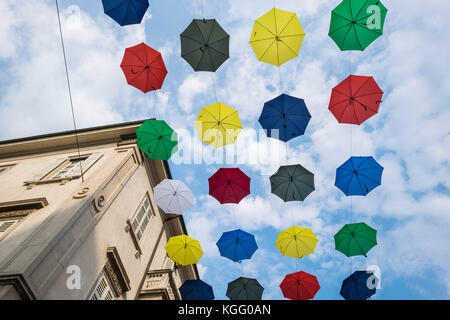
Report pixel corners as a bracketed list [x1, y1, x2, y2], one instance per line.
[350, 100, 361, 124]
[105, 0, 127, 13]
[278, 14, 300, 36]
[254, 20, 276, 37]
[126, 47, 148, 66]
[259, 39, 277, 62]
[121, 1, 131, 26]
[354, 0, 373, 21]
[127, 67, 147, 85]
[352, 78, 373, 97]
[356, 172, 381, 184]
[193, 20, 207, 43]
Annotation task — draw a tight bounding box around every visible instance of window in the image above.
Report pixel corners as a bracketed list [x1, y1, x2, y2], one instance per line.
[162, 257, 175, 271]
[0, 219, 21, 239]
[131, 196, 154, 241]
[0, 164, 15, 176]
[89, 272, 114, 300]
[26, 153, 103, 184]
[0, 198, 47, 241]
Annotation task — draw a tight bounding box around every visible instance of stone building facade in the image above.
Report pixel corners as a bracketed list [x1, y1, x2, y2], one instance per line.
[0, 120, 198, 300]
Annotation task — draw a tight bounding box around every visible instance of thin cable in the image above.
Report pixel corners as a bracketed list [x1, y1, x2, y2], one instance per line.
[55, 0, 84, 183]
[201, 0, 205, 19]
[212, 73, 218, 103]
[278, 66, 283, 94]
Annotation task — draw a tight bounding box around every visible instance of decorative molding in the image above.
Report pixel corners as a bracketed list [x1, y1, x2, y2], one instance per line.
[0, 274, 35, 300]
[105, 247, 131, 297]
[140, 270, 180, 300]
[0, 198, 48, 219]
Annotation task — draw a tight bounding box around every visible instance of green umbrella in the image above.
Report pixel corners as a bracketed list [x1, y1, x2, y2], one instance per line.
[136, 119, 178, 160]
[334, 222, 377, 257]
[226, 277, 264, 300]
[329, 0, 388, 51]
[180, 19, 229, 72]
[270, 164, 315, 202]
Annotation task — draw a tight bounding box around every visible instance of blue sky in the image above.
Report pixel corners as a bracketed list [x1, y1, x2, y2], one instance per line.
[0, 0, 449, 300]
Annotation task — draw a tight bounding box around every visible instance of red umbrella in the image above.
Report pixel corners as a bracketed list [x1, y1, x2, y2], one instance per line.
[329, 75, 383, 125]
[208, 168, 250, 204]
[280, 271, 320, 300]
[120, 42, 167, 93]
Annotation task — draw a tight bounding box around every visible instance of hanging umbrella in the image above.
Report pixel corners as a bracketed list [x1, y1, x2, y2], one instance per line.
[120, 43, 168, 93]
[329, 0, 388, 51]
[180, 19, 229, 72]
[153, 179, 194, 214]
[195, 102, 242, 148]
[208, 168, 250, 204]
[179, 280, 215, 300]
[335, 156, 383, 196]
[270, 164, 315, 202]
[136, 119, 178, 160]
[226, 277, 264, 300]
[275, 226, 318, 259]
[340, 271, 378, 300]
[258, 94, 311, 142]
[334, 222, 377, 257]
[102, 0, 149, 26]
[165, 235, 203, 266]
[216, 229, 258, 262]
[280, 271, 320, 300]
[329, 75, 384, 125]
[249, 8, 305, 66]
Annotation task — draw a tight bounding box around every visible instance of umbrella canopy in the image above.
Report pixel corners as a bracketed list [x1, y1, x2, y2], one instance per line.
[340, 271, 378, 300]
[275, 226, 318, 259]
[329, 75, 384, 125]
[180, 19, 229, 72]
[329, 0, 388, 51]
[258, 94, 311, 142]
[195, 102, 242, 148]
[136, 119, 178, 160]
[102, 0, 149, 26]
[153, 179, 194, 214]
[226, 277, 264, 300]
[179, 280, 215, 300]
[249, 8, 305, 66]
[120, 43, 167, 93]
[208, 168, 251, 204]
[216, 229, 258, 262]
[335, 156, 384, 196]
[280, 271, 320, 300]
[165, 235, 203, 266]
[334, 222, 377, 257]
[270, 164, 315, 202]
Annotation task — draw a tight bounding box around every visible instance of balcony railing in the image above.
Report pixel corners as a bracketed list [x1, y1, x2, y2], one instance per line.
[140, 270, 180, 300]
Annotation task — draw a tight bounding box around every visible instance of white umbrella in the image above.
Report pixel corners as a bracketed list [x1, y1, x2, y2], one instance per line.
[153, 179, 194, 214]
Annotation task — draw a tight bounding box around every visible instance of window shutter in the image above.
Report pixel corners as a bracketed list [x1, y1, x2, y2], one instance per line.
[67, 153, 103, 178]
[163, 257, 175, 271]
[28, 158, 66, 182]
[0, 219, 21, 239]
[89, 273, 114, 300]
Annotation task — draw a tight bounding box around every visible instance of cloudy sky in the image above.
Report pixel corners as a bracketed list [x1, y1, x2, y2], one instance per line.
[0, 0, 449, 300]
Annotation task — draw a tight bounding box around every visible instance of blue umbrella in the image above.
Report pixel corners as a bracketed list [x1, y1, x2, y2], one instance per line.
[335, 156, 384, 196]
[179, 280, 214, 300]
[102, 0, 149, 26]
[340, 271, 378, 300]
[216, 229, 258, 262]
[258, 93, 311, 142]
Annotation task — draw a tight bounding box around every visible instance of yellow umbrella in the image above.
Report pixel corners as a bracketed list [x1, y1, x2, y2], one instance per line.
[249, 8, 305, 66]
[165, 235, 203, 266]
[195, 102, 242, 148]
[275, 226, 318, 258]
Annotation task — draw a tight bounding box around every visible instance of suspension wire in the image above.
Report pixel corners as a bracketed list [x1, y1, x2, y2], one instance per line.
[201, 0, 205, 19]
[212, 72, 218, 103]
[55, 0, 84, 183]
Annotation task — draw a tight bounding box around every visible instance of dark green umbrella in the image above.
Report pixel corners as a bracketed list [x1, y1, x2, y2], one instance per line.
[329, 0, 387, 51]
[226, 277, 264, 300]
[270, 164, 315, 202]
[334, 222, 377, 257]
[180, 19, 229, 72]
[136, 119, 178, 160]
